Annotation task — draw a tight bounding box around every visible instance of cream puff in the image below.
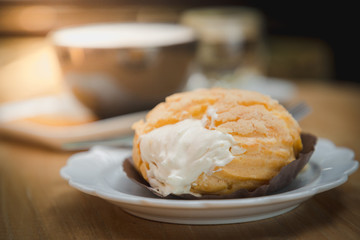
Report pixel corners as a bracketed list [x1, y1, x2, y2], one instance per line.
[132, 88, 302, 197]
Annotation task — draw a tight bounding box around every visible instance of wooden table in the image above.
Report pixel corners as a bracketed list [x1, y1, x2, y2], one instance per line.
[1, 37, 360, 239]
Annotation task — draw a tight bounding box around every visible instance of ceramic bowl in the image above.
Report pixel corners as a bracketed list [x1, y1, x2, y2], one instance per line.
[50, 23, 196, 118]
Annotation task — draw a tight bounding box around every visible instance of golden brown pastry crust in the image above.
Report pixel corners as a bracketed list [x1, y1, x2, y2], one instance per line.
[132, 88, 302, 195]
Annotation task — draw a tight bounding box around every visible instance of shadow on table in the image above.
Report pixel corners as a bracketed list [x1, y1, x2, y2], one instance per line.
[48, 188, 346, 239]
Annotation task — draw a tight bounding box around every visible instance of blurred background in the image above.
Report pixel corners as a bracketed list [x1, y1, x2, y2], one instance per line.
[1, 0, 356, 81]
[0, 0, 358, 124]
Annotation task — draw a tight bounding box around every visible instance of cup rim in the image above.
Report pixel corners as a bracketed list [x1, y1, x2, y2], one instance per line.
[48, 22, 196, 49]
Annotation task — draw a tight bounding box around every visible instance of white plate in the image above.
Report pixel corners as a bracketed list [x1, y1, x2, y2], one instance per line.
[60, 138, 358, 225]
[0, 103, 146, 151]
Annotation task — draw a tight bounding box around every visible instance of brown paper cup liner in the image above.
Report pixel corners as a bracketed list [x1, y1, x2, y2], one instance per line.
[123, 133, 317, 199]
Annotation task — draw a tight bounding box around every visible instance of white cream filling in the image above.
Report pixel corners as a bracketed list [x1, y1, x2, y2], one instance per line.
[201, 106, 218, 129]
[139, 110, 246, 196]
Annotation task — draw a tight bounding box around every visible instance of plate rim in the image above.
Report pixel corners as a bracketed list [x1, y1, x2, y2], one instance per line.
[60, 138, 359, 210]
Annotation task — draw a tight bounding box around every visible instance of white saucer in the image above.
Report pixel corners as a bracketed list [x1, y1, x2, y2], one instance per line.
[186, 72, 297, 103]
[60, 138, 358, 225]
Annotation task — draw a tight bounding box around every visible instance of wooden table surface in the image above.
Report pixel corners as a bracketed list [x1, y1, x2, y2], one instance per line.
[1, 37, 360, 239]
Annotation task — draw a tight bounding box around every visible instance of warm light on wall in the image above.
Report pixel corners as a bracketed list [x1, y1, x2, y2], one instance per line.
[0, 40, 62, 103]
[18, 5, 57, 32]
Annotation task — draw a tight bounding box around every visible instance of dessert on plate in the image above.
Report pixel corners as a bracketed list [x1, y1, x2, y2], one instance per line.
[131, 88, 311, 198]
